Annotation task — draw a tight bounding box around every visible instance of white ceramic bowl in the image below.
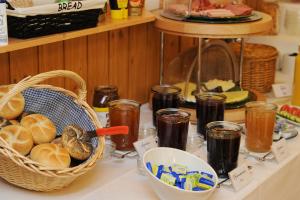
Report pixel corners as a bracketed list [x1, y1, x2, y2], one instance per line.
[143, 147, 218, 200]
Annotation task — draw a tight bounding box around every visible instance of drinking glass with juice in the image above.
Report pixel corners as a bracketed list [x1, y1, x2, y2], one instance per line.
[206, 121, 242, 178]
[156, 108, 190, 150]
[245, 101, 277, 153]
[194, 92, 226, 140]
[151, 85, 181, 126]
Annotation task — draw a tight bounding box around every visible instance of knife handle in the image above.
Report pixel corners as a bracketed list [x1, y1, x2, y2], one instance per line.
[96, 126, 129, 136]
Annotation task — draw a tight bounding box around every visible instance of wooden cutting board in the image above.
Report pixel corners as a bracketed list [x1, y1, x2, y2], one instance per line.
[181, 90, 266, 124]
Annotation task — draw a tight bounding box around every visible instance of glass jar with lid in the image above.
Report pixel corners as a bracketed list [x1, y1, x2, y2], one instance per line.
[93, 85, 119, 128]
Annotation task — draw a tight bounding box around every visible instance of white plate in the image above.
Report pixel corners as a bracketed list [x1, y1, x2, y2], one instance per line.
[276, 114, 300, 127]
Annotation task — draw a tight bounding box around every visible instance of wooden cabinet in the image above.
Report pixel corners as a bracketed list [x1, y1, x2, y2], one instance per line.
[0, 15, 160, 105]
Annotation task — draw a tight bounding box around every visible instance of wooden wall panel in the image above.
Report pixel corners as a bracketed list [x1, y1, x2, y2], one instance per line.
[128, 24, 148, 103]
[163, 34, 180, 84]
[64, 37, 88, 97]
[3, 23, 161, 104]
[10, 47, 39, 83]
[38, 42, 65, 87]
[180, 37, 196, 53]
[245, 0, 262, 10]
[0, 53, 10, 85]
[109, 28, 129, 99]
[87, 32, 109, 105]
[146, 23, 160, 102]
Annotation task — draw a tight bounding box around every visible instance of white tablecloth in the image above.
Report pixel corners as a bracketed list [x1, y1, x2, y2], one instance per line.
[1, 104, 300, 200]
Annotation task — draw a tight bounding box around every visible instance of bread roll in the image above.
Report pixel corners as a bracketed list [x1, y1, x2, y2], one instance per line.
[0, 117, 11, 129]
[62, 125, 92, 161]
[51, 137, 63, 148]
[0, 86, 25, 120]
[9, 120, 19, 125]
[21, 114, 56, 144]
[30, 143, 71, 169]
[19, 111, 35, 120]
[0, 125, 33, 155]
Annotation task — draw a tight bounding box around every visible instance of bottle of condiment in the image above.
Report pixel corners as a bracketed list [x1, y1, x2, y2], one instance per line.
[292, 47, 300, 106]
[93, 85, 119, 128]
[129, 0, 144, 16]
[109, 0, 129, 19]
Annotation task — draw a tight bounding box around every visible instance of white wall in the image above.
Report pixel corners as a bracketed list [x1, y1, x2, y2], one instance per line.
[144, 0, 160, 10]
[248, 36, 299, 86]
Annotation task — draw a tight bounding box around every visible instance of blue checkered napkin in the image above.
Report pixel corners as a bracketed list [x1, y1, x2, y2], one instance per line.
[22, 88, 98, 150]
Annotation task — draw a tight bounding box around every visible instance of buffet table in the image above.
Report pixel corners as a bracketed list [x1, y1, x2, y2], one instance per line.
[0, 104, 299, 200]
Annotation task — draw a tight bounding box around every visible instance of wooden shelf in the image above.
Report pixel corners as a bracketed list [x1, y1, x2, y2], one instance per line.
[153, 10, 272, 38]
[0, 10, 155, 54]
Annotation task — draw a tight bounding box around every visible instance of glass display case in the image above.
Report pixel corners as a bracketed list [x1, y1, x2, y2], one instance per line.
[163, 39, 240, 104]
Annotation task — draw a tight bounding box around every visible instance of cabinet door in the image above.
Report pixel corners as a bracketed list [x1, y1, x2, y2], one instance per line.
[10, 47, 39, 83]
[109, 28, 129, 99]
[39, 42, 65, 88]
[87, 32, 109, 105]
[64, 37, 88, 96]
[128, 24, 148, 103]
[0, 53, 10, 85]
[146, 23, 161, 101]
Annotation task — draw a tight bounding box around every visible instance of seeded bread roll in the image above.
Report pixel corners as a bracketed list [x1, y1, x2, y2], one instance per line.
[0, 86, 25, 120]
[21, 114, 56, 144]
[62, 125, 92, 161]
[0, 125, 33, 155]
[30, 143, 71, 169]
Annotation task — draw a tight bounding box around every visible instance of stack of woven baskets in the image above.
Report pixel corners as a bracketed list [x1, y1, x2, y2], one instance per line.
[0, 70, 104, 191]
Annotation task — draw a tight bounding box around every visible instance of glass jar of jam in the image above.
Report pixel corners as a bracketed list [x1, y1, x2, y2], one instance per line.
[93, 85, 119, 128]
[109, 99, 141, 151]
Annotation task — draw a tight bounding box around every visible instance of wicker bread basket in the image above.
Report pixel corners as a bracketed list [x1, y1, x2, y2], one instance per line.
[230, 42, 278, 93]
[0, 70, 104, 191]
